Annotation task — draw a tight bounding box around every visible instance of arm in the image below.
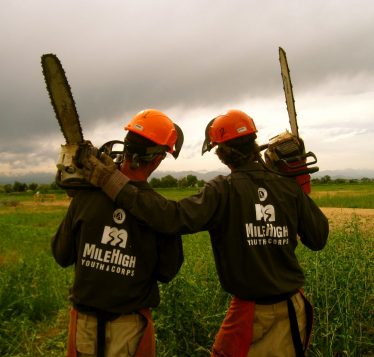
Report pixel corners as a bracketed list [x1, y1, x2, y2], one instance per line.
[297, 192, 329, 251]
[81, 153, 221, 234]
[114, 180, 220, 235]
[156, 233, 184, 283]
[51, 200, 77, 267]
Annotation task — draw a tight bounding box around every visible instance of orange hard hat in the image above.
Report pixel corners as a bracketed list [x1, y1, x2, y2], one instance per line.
[125, 109, 183, 158]
[202, 109, 257, 154]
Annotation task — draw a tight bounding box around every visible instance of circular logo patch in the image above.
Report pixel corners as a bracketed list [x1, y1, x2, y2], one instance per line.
[258, 187, 268, 202]
[113, 208, 126, 224]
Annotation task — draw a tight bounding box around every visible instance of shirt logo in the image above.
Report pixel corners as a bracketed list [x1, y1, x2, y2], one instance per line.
[255, 204, 275, 222]
[258, 187, 268, 202]
[101, 226, 128, 248]
[113, 208, 126, 224]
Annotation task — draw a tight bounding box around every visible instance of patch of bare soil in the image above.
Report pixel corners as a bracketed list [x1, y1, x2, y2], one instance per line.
[321, 207, 374, 234]
[23, 199, 71, 207]
[8, 200, 374, 236]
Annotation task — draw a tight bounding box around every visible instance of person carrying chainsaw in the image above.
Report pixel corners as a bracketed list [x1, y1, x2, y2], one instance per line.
[82, 109, 329, 357]
[51, 109, 184, 357]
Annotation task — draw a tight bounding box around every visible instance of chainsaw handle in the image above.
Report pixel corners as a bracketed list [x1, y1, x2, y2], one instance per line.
[259, 143, 269, 151]
[99, 140, 126, 166]
[290, 165, 319, 176]
[280, 151, 317, 169]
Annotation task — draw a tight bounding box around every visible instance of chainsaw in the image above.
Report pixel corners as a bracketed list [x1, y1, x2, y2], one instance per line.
[260, 47, 319, 193]
[41, 54, 124, 189]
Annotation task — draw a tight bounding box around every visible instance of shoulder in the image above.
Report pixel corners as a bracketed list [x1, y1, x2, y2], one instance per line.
[72, 189, 114, 208]
[207, 174, 230, 188]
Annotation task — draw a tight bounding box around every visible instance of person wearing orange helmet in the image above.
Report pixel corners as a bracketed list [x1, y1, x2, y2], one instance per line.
[52, 109, 184, 357]
[82, 109, 328, 357]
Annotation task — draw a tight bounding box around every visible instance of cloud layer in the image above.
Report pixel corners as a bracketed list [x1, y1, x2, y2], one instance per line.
[1, 0, 374, 177]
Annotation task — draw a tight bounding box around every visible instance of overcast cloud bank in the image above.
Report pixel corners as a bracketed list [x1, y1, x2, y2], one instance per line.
[1, 0, 374, 177]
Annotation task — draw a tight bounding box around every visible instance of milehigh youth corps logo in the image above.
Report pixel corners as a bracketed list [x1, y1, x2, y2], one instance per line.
[80, 207, 136, 277]
[244, 187, 290, 246]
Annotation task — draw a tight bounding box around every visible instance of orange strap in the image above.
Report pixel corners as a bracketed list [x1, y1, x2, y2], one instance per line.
[211, 297, 255, 357]
[135, 308, 156, 357]
[67, 307, 78, 357]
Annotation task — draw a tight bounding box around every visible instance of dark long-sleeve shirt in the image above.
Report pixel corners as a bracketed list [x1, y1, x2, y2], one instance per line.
[51, 182, 183, 314]
[113, 162, 328, 300]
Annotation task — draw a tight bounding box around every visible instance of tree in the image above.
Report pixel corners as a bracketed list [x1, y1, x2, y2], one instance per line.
[197, 179, 206, 187]
[178, 177, 188, 188]
[160, 175, 178, 188]
[334, 178, 346, 184]
[150, 177, 161, 188]
[320, 175, 331, 184]
[12, 181, 27, 192]
[28, 183, 38, 191]
[49, 181, 62, 190]
[37, 184, 51, 193]
[186, 175, 198, 187]
[3, 184, 12, 193]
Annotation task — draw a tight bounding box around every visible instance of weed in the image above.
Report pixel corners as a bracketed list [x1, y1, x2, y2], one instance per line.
[0, 190, 373, 356]
[0, 200, 20, 207]
[297, 218, 373, 356]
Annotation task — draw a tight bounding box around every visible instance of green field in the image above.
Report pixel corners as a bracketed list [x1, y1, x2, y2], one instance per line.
[310, 183, 374, 209]
[0, 184, 373, 356]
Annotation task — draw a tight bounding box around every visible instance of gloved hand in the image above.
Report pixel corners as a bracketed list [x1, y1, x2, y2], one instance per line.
[81, 152, 117, 188]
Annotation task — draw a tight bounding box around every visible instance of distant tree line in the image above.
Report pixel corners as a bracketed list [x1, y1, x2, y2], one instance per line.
[0, 174, 206, 193]
[1, 175, 373, 193]
[149, 174, 206, 188]
[311, 175, 374, 184]
[0, 181, 62, 194]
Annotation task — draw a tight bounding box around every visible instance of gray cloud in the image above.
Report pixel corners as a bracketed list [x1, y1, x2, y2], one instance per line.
[1, 0, 374, 175]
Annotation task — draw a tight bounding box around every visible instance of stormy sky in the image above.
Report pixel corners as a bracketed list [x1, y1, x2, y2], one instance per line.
[1, 0, 374, 178]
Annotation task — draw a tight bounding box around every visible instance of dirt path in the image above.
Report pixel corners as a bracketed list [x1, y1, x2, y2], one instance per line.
[321, 207, 374, 233]
[18, 200, 374, 235]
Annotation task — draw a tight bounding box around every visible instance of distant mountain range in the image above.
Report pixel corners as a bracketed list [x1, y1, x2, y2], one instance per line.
[1, 168, 374, 184]
[152, 168, 374, 181]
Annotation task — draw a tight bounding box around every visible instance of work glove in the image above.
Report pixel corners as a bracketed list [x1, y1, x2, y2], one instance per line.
[81, 152, 117, 188]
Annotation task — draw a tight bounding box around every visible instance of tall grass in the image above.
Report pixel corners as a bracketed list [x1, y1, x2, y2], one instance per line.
[0, 206, 72, 356]
[0, 189, 373, 356]
[155, 232, 230, 356]
[311, 183, 374, 209]
[310, 192, 374, 209]
[297, 217, 373, 356]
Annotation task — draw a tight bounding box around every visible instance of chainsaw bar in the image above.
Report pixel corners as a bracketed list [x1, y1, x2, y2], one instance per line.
[279, 47, 299, 137]
[41, 54, 84, 144]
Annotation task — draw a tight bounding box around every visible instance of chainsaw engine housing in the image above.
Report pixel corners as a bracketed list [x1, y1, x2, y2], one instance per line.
[55, 140, 125, 189]
[264, 131, 318, 174]
[56, 142, 99, 189]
